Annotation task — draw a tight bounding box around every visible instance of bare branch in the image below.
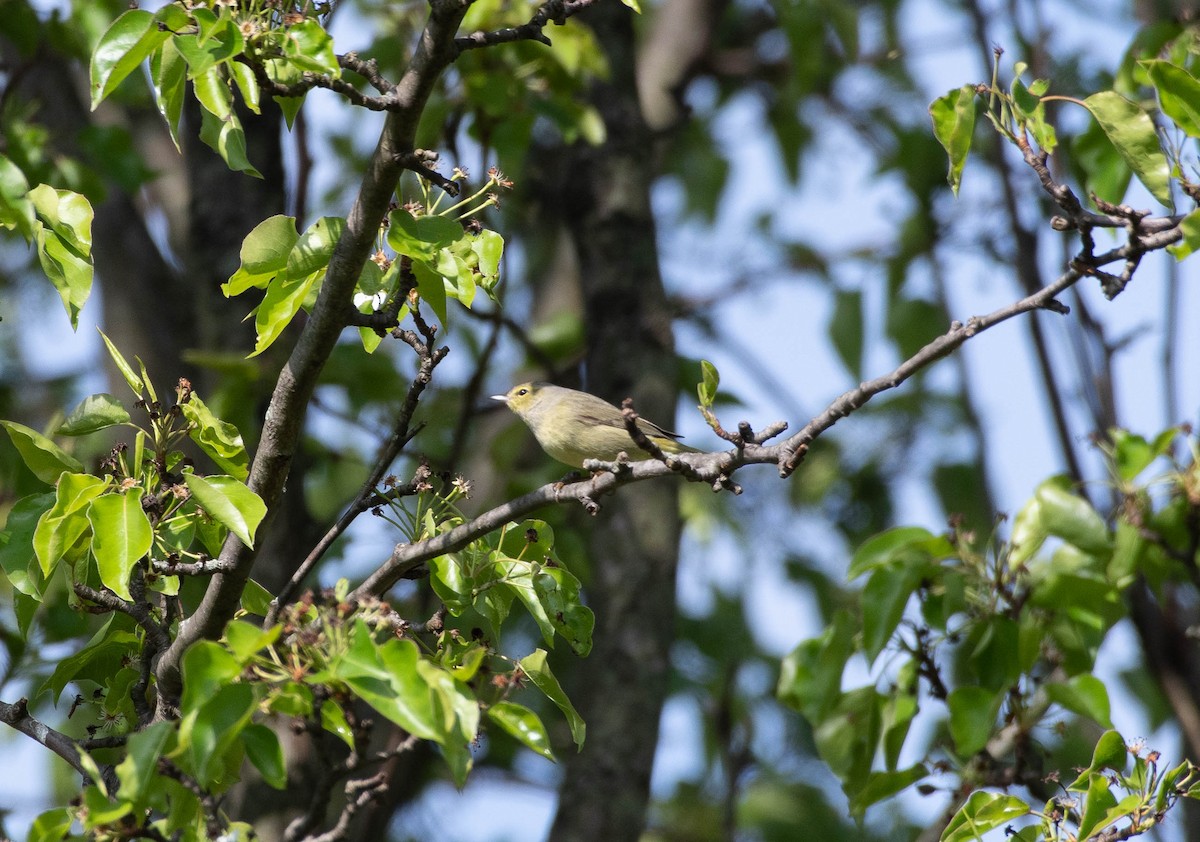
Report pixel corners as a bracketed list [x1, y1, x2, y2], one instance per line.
[0, 698, 118, 792]
[353, 262, 1088, 598]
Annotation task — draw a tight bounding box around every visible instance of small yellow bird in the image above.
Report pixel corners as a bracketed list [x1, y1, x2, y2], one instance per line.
[492, 381, 697, 468]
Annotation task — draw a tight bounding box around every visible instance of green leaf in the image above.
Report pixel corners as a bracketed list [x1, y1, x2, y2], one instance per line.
[0, 492, 55, 598]
[30, 185, 94, 328]
[198, 105, 262, 178]
[97, 329, 144, 395]
[520, 649, 585, 748]
[193, 65, 233, 121]
[181, 640, 244, 715]
[115, 721, 173, 810]
[223, 619, 280, 664]
[777, 610, 854, 722]
[287, 216, 345, 278]
[387, 210, 464, 261]
[172, 15, 243, 79]
[1, 420, 84, 483]
[40, 619, 139, 702]
[940, 791, 1030, 842]
[829, 289, 864, 378]
[229, 61, 260, 114]
[470, 229, 503, 294]
[282, 19, 339, 76]
[28, 809, 73, 842]
[487, 701, 555, 761]
[1010, 75, 1056, 153]
[311, 699, 350, 750]
[250, 268, 323, 356]
[0, 156, 34, 237]
[242, 724, 286, 789]
[697, 359, 720, 408]
[182, 471, 266, 548]
[236, 214, 299, 276]
[1082, 91, 1171, 207]
[1077, 771, 1120, 838]
[850, 764, 928, 818]
[240, 578, 274, 615]
[33, 473, 107, 577]
[29, 184, 92, 256]
[1046, 673, 1113, 729]
[334, 626, 440, 741]
[88, 492, 154, 601]
[90, 10, 168, 108]
[181, 394, 249, 479]
[150, 39, 187, 150]
[1068, 730, 1129, 791]
[1034, 476, 1111, 555]
[1169, 208, 1200, 260]
[187, 682, 256, 788]
[861, 563, 925, 664]
[412, 259, 448, 325]
[1143, 60, 1200, 137]
[429, 552, 476, 616]
[847, 526, 954, 579]
[929, 84, 977, 194]
[57, 393, 131, 436]
[813, 687, 880, 781]
[947, 686, 1000, 757]
[1073, 122, 1132, 206]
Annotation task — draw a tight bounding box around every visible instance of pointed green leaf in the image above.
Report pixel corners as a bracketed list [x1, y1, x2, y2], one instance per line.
[250, 268, 323, 356]
[488, 701, 555, 761]
[929, 85, 977, 194]
[90, 10, 168, 108]
[89, 492, 154, 601]
[520, 649, 585, 748]
[181, 394, 249, 479]
[198, 106, 262, 178]
[57, 393, 131, 436]
[941, 791, 1030, 842]
[115, 721, 173, 809]
[282, 20, 339, 76]
[242, 724, 286, 789]
[1046, 673, 1113, 729]
[97, 329, 144, 395]
[181, 640, 243, 715]
[947, 686, 1001, 757]
[33, 473, 106, 576]
[697, 360, 720, 407]
[1082, 91, 1171, 206]
[1144, 60, 1200, 137]
[0, 492, 55, 597]
[1, 420, 84, 483]
[287, 216, 345, 278]
[150, 39, 187, 149]
[182, 471, 266, 548]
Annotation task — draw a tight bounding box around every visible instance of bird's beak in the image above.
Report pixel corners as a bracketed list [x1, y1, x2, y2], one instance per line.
[490, 394, 508, 403]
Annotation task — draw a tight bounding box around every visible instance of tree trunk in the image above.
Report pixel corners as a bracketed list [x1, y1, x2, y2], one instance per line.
[547, 5, 682, 840]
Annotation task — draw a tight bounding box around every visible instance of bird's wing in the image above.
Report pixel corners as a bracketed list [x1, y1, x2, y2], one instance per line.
[576, 406, 683, 440]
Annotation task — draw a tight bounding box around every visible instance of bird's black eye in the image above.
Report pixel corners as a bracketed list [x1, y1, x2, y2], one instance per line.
[518, 388, 529, 396]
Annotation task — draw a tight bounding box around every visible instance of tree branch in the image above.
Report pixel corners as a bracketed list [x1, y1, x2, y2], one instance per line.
[453, 0, 602, 51]
[154, 1, 473, 714]
[354, 259, 1092, 597]
[0, 698, 118, 793]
